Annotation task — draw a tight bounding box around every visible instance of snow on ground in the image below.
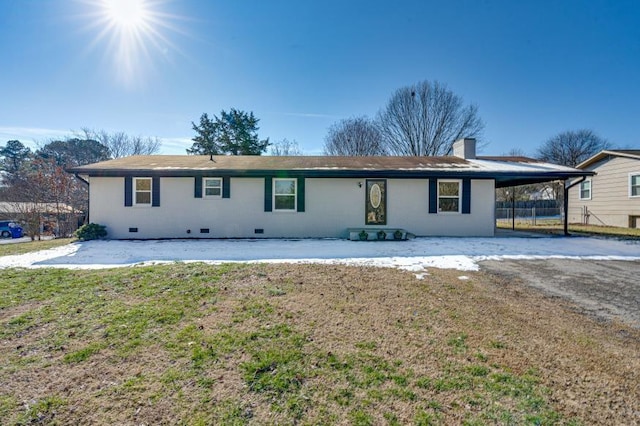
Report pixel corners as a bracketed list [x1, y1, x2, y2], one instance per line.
[0, 236, 639, 276]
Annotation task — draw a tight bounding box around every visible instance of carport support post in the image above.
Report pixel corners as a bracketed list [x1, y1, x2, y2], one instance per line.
[511, 189, 515, 230]
[563, 184, 569, 236]
[563, 177, 587, 236]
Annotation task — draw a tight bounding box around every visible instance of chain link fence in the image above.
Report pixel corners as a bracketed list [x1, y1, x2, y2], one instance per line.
[496, 207, 562, 225]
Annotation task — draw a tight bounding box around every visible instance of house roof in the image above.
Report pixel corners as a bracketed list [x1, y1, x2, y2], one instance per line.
[576, 149, 640, 169]
[0, 202, 81, 214]
[67, 155, 591, 187]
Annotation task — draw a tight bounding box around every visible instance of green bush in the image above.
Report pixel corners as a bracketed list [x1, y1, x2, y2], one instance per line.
[75, 223, 107, 241]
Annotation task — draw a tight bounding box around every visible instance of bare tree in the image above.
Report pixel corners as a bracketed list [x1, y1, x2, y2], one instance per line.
[2, 159, 49, 239]
[323, 116, 386, 156]
[2, 158, 82, 238]
[378, 80, 484, 156]
[79, 128, 161, 158]
[537, 129, 610, 167]
[269, 138, 303, 156]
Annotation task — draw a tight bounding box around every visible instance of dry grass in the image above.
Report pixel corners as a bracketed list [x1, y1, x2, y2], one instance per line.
[497, 220, 640, 238]
[1, 263, 638, 425]
[0, 238, 75, 257]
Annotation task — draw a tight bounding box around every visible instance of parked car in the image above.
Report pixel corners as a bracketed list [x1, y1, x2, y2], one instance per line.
[0, 221, 24, 238]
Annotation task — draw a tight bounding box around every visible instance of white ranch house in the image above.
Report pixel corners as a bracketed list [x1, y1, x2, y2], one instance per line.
[68, 139, 588, 239]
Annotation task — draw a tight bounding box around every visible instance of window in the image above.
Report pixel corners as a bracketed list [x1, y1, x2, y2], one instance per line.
[630, 174, 640, 197]
[438, 180, 461, 213]
[579, 179, 591, 200]
[274, 178, 296, 211]
[134, 178, 152, 205]
[203, 178, 222, 198]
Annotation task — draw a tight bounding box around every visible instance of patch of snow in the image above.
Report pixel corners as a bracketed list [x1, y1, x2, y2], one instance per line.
[0, 237, 638, 274]
[468, 159, 578, 172]
[458, 276, 470, 280]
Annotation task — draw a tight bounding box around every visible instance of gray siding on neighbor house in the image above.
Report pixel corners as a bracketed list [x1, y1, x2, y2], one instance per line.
[89, 176, 496, 239]
[568, 156, 640, 227]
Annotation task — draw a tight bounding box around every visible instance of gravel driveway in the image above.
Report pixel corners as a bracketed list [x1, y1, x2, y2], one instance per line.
[480, 258, 640, 328]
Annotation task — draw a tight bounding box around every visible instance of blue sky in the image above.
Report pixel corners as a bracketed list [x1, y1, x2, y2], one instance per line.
[1, 0, 639, 156]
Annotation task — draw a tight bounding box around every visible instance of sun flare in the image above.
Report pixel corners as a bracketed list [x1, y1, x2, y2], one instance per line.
[102, 0, 149, 29]
[80, 0, 182, 87]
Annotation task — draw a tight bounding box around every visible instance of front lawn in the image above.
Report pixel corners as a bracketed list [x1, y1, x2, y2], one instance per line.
[0, 264, 638, 424]
[0, 238, 75, 257]
[497, 221, 640, 238]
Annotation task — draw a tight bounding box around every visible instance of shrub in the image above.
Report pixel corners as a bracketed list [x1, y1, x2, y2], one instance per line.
[75, 223, 107, 241]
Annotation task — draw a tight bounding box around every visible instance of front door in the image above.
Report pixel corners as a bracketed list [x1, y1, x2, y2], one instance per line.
[365, 179, 387, 225]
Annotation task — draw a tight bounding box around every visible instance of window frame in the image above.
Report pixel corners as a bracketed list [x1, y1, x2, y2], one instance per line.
[273, 178, 297, 212]
[630, 173, 640, 198]
[203, 177, 223, 199]
[133, 177, 153, 206]
[579, 179, 592, 200]
[437, 179, 461, 214]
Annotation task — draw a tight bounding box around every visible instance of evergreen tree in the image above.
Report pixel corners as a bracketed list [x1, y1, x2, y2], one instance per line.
[0, 140, 32, 174]
[188, 109, 269, 158]
[37, 138, 110, 167]
[187, 113, 222, 158]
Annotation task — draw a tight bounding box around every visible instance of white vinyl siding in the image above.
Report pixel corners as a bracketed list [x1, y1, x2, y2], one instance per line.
[438, 180, 461, 213]
[134, 177, 152, 206]
[274, 178, 296, 211]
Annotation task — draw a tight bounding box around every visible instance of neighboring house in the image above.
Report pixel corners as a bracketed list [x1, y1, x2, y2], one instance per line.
[568, 150, 640, 228]
[528, 184, 558, 201]
[0, 202, 79, 217]
[67, 139, 589, 239]
[0, 202, 83, 236]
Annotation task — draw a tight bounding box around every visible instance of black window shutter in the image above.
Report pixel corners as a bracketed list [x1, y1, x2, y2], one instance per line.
[194, 176, 202, 198]
[152, 177, 160, 207]
[223, 176, 231, 198]
[124, 176, 132, 207]
[297, 177, 305, 212]
[428, 179, 437, 214]
[264, 177, 272, 212]
[462, 178, 471, 214]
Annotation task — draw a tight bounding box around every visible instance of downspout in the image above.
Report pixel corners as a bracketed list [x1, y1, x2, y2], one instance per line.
[74, 174, 90, 225]
[74, 174, 89, 186]
[563, 176, 586, 236]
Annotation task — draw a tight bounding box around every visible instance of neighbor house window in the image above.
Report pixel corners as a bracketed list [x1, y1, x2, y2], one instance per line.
[579, 179, 591, 200]
[203, 178, 222, 198]
[134, 177, 152, 205]
[630, 174, 640, 197]
[438, 180, 461, 213]
[274, 178, 296, 211]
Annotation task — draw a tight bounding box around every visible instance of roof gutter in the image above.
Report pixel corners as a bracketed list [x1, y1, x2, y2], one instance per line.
[73, 173, 90, 224]
[563, 176, 588, 236]
[73, 173, 89, 186]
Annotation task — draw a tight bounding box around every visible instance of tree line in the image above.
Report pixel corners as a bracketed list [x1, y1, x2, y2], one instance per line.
[324, 80, 483, 157]
[188, 79, 610, 169]
[323, 79, 610, 167]
[0, 130, 161, 239]
[188, 80, 486, 158]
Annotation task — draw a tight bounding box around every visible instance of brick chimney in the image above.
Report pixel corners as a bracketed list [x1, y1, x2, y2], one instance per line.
[453, 138, 476, 159]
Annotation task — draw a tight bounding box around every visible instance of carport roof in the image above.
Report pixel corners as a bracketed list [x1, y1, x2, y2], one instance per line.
[68, 154, 592, 187]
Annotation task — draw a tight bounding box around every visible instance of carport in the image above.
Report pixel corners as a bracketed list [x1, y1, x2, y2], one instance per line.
[480, 156, 594, 235]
